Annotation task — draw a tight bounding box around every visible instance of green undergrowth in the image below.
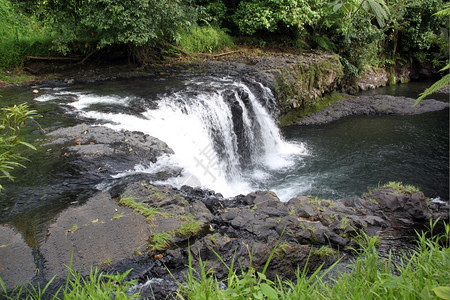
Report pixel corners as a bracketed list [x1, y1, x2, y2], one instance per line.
[278, 91, 345, 126]
[178, 25, 235, 54]
[379, 181, 420, 194]
[0, 266, 139, 299]
[118, 195, 165, 222]
[0, 0, 53, 68]
[0, 69, 36, 84]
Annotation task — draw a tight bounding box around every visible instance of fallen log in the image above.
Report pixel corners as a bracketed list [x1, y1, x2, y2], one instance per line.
[25, 56, 82, 61]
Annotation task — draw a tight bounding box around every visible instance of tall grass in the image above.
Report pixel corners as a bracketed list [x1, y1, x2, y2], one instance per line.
[0, 267, 139, 299]
[178, 25, 235, 54]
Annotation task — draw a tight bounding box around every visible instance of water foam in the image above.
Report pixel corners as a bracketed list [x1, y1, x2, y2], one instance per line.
[45, 77, 309, 200]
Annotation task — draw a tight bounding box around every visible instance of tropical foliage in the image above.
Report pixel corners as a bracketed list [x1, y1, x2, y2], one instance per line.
[0, 0, 448, 77]
[44, 0, 196, 55]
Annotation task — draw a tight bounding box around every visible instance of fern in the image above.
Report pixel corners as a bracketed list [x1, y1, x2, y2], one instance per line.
[365, 0, 389, 27]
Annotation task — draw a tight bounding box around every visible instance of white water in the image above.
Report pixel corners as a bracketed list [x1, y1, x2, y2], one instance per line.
[36, 77, 309, 200]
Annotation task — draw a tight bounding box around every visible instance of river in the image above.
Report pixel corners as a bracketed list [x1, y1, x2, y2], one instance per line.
[0, 77, 448, 247]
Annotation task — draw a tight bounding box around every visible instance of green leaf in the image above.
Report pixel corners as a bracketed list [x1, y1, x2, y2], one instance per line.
[19, 141, 37, 150]
[433, 286, 450, 299]
[257, 272, 267, 281]
[415, 72, 450, 105]
[260, 282, 278, 299]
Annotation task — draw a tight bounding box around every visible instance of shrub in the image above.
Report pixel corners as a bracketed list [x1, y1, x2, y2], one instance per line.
[178, 25, 235, 53]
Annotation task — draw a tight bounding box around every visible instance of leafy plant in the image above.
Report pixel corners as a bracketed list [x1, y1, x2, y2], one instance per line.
[0, 103, 40, 191]
[44, 0, 196, 56]
[233, 0, 320, 36]
[415, 65, 450, 105]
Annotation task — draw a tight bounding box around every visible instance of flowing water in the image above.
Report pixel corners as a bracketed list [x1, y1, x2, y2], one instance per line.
[0, 76, 448, 246]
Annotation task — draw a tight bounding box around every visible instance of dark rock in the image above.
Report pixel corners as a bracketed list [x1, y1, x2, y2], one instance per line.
[40, 192, 151, 281]
[296, 95, 449, 126]
[0, 226, 36, 291]
[365, 188, 432, 221]
[43, 123, 175, 183]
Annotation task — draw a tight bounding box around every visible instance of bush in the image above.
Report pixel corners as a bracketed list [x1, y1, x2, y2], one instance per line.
[178, 25, 235, 53]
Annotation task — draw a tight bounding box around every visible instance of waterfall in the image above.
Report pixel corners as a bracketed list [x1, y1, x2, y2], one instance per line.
[37, 76, 308, 199]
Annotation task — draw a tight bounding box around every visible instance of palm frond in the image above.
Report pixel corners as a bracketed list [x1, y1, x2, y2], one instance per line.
[414, 73, 450, 105]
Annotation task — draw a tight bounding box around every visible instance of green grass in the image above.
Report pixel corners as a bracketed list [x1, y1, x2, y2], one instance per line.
[380, 181, 420, 194]
[176, 220, 203, 238]
[0, 267, 139, 299]
[0, 69, 35, 84]
[118, 196, 160, 222]
[148, 232, 174, 252]
[178, 25, 235, 54]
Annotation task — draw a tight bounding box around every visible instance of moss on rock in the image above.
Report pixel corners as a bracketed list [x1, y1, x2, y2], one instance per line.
[278, 91, 345, 126]
[274, 54, 343, 125]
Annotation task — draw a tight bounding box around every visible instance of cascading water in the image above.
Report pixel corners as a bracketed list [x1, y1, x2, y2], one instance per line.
[36, 76, 308, 199]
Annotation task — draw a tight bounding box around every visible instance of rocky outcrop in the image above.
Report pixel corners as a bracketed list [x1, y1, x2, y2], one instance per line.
[43, 123, 175, 183]
[270, 54, 343, 111]
[32, 177, 448, 298]
[296, 95, 449, 126]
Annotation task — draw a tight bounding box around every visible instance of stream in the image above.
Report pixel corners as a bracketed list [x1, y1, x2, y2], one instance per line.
[0, 76, 448, 248]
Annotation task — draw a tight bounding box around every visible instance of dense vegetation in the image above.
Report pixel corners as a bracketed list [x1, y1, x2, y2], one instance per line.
[0, 0, 448, 80]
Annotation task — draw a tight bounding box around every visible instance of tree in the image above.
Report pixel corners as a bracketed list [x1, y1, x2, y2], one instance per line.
[232, 0, 320, 36]
[44, 0, 196, 56]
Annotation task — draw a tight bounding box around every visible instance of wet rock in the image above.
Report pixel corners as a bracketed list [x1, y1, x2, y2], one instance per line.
[40, 192, 151, 281]
[30, 181, 448, 299]
[365, 188, 432, 221]
[0, 226, 36, 291]
[120, 181, 214, 224]
[43, 123, 175, 182]
[296, 95, 449, 125]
